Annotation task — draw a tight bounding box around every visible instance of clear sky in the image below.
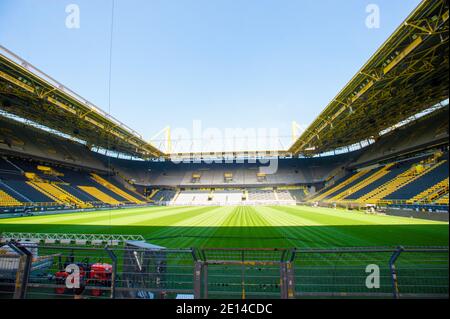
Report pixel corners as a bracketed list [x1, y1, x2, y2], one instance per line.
[0, 0, 422, 152]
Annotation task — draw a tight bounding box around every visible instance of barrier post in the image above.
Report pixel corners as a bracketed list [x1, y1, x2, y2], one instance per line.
[105, 246, 118, 299]
[8, 241, 33, 299]
[389, 246, 404, 299]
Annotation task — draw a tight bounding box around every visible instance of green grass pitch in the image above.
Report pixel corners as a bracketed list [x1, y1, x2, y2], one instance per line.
[0, 205, 448, 248]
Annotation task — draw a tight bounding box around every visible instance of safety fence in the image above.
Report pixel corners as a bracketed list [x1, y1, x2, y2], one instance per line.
[0, 242, 447, 299]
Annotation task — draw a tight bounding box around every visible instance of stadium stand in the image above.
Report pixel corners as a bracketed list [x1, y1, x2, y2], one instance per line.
[105, 153, 357, 188]
[0, 116, 108, 171]
[78, 186, 121, 205]
[276, 190, 295, 201]
[1, 120, 448, 211]
[343, 158, 422, 200]
[327, 164, 395, 202]
[248, 189, 276, 201]
[436, 193, 449, 206]
[286, 188, 307, 202]
[149, 189, 177, 204]
[359, 155, 446, 204]
[213, 189, 243, 204]
[1, 121, 449, 211]
[2, 105, 402, 209]
[351, 106, 449, 167]
[41, 182, 91, 207]
[0, 172, 54, 204]
[90, 173, 145, 204]
[408, 178, 449, 204]
[384, 154, 449, 202]
[0, 152, 152, 211]
[0, 189, 21, 207]
[174, 190, 210, 204]
[309, 170, 367, 202]
[307, 149, 449, 210]
[323, 169, 376, 201]
[58, 183, 97, 203]
[168, 188, 299, 206]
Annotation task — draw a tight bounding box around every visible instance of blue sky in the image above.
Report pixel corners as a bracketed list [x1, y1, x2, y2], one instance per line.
[0, 0, 421, 152]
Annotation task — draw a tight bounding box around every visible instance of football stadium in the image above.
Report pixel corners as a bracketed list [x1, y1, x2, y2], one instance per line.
[0, 0, 449, 300]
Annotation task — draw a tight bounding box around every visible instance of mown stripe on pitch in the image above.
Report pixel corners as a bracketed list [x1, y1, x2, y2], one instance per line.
[256, 206, 348, 247]
[153, 207, 237, 248]
[260, 206, 372, 247]
[63, 205, 194, 225]
[94, 206, 201, 226]
[275, 205, 444, 225]
[0, 205, 181, 225]
[124, 206, 219, 226]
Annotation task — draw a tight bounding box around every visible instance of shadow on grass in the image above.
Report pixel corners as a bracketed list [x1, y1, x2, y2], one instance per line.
[0, 223, 448, 248]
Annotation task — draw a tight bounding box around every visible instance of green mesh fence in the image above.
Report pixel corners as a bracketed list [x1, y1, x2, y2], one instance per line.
[0, 243, 447, 299]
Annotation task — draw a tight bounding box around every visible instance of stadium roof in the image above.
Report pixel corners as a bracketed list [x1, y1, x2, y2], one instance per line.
[289, 0, 449, 156]
[0, 0, 448, 160]
[0, 46, 165, 159]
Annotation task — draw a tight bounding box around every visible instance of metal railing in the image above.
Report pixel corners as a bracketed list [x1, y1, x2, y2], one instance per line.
[0, 242, 447, 299]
